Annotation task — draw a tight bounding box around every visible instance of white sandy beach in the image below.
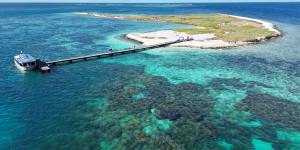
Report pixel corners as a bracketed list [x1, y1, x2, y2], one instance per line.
[126, 30, 239, 49]
[227, 14, 281, 35]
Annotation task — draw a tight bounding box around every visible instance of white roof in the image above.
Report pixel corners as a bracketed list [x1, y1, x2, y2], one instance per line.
[15, 54, 36, 63]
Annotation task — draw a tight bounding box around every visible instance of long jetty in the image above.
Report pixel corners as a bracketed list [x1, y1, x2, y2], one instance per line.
[37, 38, 191, 73]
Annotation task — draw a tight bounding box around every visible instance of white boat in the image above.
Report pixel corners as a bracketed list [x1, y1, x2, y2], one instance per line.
[14, 53, 37, 71]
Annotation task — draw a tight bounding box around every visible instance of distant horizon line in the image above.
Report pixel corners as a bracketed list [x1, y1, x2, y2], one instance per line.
[0, 1, 300, 3]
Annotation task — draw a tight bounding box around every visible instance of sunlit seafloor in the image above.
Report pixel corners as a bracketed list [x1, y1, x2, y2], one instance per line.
[0, 3, 300, 150]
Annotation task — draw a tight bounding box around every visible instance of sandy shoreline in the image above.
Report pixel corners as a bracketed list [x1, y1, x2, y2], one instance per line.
[227, 14, 281, 35]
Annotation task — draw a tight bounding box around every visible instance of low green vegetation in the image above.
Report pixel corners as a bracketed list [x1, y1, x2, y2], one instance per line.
[88, 13, 276, 42]
[176, 28, 213, 34]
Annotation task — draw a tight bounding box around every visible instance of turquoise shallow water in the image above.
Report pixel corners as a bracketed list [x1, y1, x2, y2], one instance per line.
[0, 3, 300, 150]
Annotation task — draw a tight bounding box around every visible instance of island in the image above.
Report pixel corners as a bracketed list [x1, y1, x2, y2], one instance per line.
[74, 12, 281, 49]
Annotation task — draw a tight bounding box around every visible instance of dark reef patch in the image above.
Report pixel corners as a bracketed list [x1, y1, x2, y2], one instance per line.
[97, 66, 216, 116]
[83, 64, 229, 149]
[83, 64, 298, 150]
[84, 63, 291, 150]
[236, 93, 300, 130]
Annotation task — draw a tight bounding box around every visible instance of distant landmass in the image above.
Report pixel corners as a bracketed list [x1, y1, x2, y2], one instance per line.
[75, 12, 281, 49]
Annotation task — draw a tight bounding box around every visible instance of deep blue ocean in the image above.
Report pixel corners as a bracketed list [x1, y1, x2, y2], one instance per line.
[0, 3, 300, 150]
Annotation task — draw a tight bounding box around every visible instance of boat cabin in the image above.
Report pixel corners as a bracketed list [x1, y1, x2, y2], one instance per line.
[14, 54, 37, 70]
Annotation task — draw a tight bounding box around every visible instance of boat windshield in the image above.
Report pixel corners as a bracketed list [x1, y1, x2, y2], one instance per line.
[22, 61, 36, 66]
[29, 61, 36, 65]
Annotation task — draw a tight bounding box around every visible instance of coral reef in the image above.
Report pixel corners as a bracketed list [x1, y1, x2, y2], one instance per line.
[236, 93, 300, 130]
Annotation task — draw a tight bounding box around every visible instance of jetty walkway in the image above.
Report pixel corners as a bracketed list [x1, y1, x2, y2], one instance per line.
[37, 38, 192, 72]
